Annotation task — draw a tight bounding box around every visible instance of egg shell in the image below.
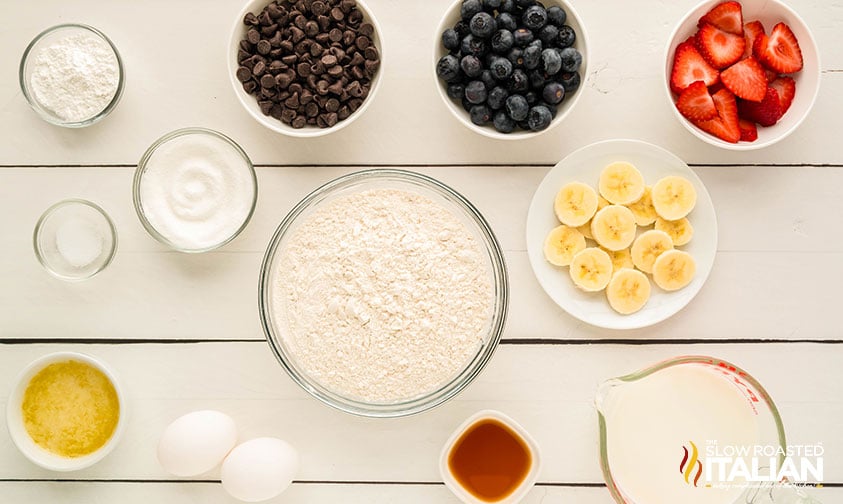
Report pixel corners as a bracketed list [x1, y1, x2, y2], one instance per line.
[157, 410, 237, 477]
[221, 437, 299, 502]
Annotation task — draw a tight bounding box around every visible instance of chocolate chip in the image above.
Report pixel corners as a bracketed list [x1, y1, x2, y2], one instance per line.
[270, 103, 284, 119]
[290, 26, 305, 43]
[285, 92, 300, 109]
[296, 62, 311, 77]
[364, 58, 379, 77]
[247, 29, 261, 45]
[259, 100, 273, 115]
[289, 83, 303, 94]
[346, 80, 363, 97]
[259, 11, 272, 26]
[309, 42, 324, 57]
[280, 40, 294, 52]
[324, 112, 338, 126]
[257, 39, 271, 54]
[327, 80, 344, 95]
[292, 115, 307, 128]
[305, 102, 319, 117]
[301, 88, 315, 104]
[329, 28, 343, 42]
[351, 65, 364, 80]
[267, 2, 284, 19]
[238, 49, 251, 64]
[331, 7, 344, 21]
[355, 36, 369, 50]
[244, 12, 259, 26]
[261, 24, 278, 37]
[349, 52, 364, 66]
[243, 80, 258, 94]
[337, 105, 351, 120]
[305, 20, 320, 37]
[260, 74, 276, 88]
[359, 23, 374, 37]
[343, 30, 356, 46]
[325, 97, 340, 112]
[236, 66, 252, 82]
[316, 79, 330, 95]
[311, 61, 326, 75]
[281, 108, 296, 124]
[252, 60, 266, 76]
[348, 10, 363, 25]
[311, 0, 327, 15]
[341, 0, 356, 13]
[321, 54, 338, 67]
[364, 46, 378, 60]
[327, 65, 343, 77]
[240, 40, 253, 52]
[294, 14, 307, 29]
[318, 15, 332, 31]
[260, 86, 276, 99]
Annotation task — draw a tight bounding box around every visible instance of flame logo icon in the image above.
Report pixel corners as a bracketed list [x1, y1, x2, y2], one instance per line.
[680, 441, 703, 487]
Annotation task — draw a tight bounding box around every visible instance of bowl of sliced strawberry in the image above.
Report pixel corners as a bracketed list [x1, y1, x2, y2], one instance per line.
[665, 0, 820, 149]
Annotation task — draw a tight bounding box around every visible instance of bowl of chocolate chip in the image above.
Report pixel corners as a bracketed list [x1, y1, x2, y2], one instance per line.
[229, 0, 383, 137]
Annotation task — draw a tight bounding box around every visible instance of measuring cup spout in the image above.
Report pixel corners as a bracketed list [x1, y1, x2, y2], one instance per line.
[594, 378, 624, 416]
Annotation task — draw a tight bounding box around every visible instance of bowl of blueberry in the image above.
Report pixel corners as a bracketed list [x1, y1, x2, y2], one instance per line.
[435, 0, 587, 139]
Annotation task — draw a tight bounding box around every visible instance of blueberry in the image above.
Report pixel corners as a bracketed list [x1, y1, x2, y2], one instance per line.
[516, 0, 536, 7]
[491, 29, 514, 53]
[541, 101, 558, 118]
[461, 0, 482, 21]
[442, 29, 460, 51]
[460, 55, 483, 78]
[470, 12, 497, 38]
[539, 24, 559, 45]
[542, 81, 565, 104]
[496, 12, 517, 31]
[505, 94, 529, 121]
[461, 34, 487, 56]
[461, 96, 473, 112]
[559, 47, 582, 72]
[525, 91, 538, 105]
[493, 111, 515, 133]
[436, 54, 461, 82]
[508, 68, 529, 92]
[506, 47, 524, 66]
[559, 71, 580, 92]
[465, 80, 488, 104]
[481, 70, 497, 90]
[447, 83, 466, 100]
[528, 69, 546, 89]
[500, 0, 515, 12]
[489, 56, 513, 80]
[527, 105, 553, 131]
[557, 25, 576, 48]
[486, 0, 502, 8]
[454, 20, 470, 38]
[487, 86, 509, 109]
[470, 104, 493, 125]
[523, 44, 541, 70]
[522, 5, 548, 30]
[513, 28, 534, 47]
[547, 6, 567, 26]
[541, 47, 562, 75]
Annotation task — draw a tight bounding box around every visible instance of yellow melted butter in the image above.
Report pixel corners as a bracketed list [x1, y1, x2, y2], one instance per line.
[22, 360, 120, 458]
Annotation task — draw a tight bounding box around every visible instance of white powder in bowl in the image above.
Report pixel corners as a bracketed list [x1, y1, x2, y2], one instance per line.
[272, 188, 496, 403]
[29, 31, 120, 123]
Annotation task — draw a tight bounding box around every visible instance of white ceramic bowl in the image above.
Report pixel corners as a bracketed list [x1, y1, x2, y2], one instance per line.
[440, 410, 541, 503]
[6, 352, 127, 471]
[664, 0, 820, 150]
[434, 0, 589, 140]
[228, 0, 384, 138]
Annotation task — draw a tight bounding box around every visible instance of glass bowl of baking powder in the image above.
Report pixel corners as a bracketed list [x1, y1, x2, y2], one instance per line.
[259, 169, 509, 417]
[19, 24, 124, 127]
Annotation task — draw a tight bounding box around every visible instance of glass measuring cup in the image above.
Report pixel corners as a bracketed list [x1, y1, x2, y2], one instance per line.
[595, 356, 821, 504]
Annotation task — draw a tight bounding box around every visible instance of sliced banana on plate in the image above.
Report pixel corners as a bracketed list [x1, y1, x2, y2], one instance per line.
[544, 225, 586, 266]
[569, 247, 613, 292]
[606, 268, 651, 315]
[631, 230, 674, 274]
[652, 249, 696, 291]
[599, 162, 646, 205]
[554, 181, 599, 227]
[654, 216, 694, 246]
[652, 175, 697, 221]
[602, 247, 634, 273]
[626, 186, 658, 226]
[591, 205, 637, 251]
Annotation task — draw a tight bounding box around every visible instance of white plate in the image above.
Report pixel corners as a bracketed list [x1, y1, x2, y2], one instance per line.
[526, 139, 717, 330]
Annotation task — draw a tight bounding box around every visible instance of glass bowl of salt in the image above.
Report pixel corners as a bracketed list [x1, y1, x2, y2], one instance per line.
[19, 24, 124, 127]
[33, 199, 117, 281]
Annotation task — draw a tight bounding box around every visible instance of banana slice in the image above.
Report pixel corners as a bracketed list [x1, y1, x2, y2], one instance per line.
[543, 225, 586, 266]
[652, 176, 697, 221]
[606, 269, 651, 314]
[655, 217, 694, 246]
[598, 195, 610, 211]
[631, 230, 674, 274]
[598, 162, 646, 205]
[554, 182, 599, 227]
[626, 186, 658, 226]
[590, 205, 637, 251]
[602, 247, 634, 273]
[569, 247, 613, 292]
[652, 249, 696, 291]
[577, 222, 593, 240]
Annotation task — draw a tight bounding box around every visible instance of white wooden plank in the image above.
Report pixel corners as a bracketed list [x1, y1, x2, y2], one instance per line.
[0, 343, 839, 484]
[0, 1, 840, 166]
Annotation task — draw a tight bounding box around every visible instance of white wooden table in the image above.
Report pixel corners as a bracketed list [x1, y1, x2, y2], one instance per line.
[0, 0, 840, 502]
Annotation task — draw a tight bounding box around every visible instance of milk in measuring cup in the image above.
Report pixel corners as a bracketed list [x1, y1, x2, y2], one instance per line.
[600, 363, 761, 504]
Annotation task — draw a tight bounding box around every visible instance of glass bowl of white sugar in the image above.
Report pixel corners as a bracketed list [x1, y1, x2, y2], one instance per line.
[19, 24, 124, 127]
[259, 169, 509, 417]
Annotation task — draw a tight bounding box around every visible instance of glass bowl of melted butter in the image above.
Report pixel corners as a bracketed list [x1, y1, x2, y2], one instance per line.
[6, 352, 126, 471]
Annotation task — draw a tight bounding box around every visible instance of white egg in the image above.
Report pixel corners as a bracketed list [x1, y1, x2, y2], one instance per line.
[157, 410, 237, 477]
[221, 437, 299, 502]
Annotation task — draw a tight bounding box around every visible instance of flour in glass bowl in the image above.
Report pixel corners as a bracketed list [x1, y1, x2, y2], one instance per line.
[272, 189, 496, 403]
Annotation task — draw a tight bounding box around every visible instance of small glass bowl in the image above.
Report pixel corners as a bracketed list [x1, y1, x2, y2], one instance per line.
[33, 199, 117, 281]
[133, 128, 257, 253]
[258, 169, 509, 417]
[19, 24, 125, 128]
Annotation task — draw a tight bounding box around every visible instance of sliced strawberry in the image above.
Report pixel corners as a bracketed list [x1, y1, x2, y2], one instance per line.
[677, 81, 718, 121]
[696, 23, 745, 69]
[738, 119, 758, 142]
[755, 22, 803, 73]
[769, 76, 796, 113]
[765, 69, 779, 83]
[699, 1, 744, 35]
[720, 58, 767, 101]
[692, 88, 740, 143]
[670, 41, 720, 94]
[743, 20, 765, 59]
[738, 86, 783, 126]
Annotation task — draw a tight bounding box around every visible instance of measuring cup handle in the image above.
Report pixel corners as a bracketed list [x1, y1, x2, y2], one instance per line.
[744, 482, 822, 503]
